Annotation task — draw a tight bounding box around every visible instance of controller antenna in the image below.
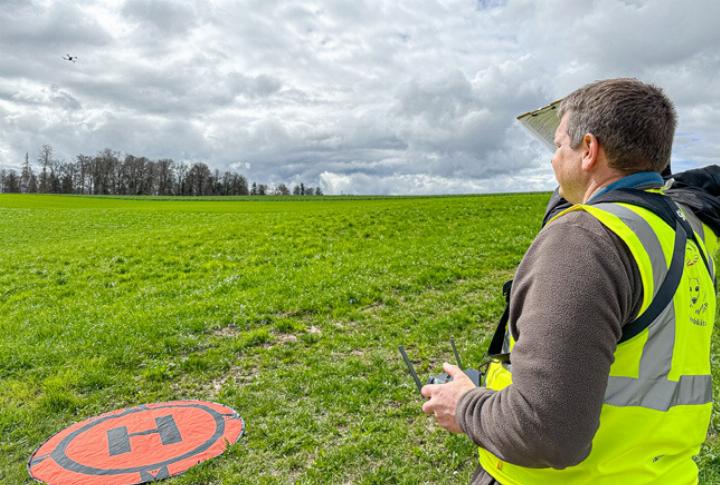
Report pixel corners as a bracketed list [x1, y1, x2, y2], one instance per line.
[399, 346, 423, 394]
[450, 337, 464, 369]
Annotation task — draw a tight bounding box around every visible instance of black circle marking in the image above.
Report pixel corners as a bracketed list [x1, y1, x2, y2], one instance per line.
[48, 403, 227, 476]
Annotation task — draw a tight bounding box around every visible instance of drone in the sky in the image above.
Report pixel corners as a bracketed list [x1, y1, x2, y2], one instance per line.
[62, 54, 78, 63]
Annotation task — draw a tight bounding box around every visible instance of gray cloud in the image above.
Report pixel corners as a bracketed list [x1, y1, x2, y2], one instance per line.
[121, 0, 200, 34]
[49, 84, 82, 111]
[0, 2, 112, 50]
[0, 0, 718, 193]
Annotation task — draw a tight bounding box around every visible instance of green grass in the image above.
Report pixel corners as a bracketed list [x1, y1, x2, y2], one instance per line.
[0, 193, 718, 484]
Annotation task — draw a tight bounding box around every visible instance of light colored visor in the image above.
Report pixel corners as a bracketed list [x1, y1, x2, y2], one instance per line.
[516, 99, 562, 151]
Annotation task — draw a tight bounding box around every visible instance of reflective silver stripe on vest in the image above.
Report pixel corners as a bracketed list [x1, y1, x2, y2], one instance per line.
[678, 203, 715, 282]
[604, 374, 713, 410]
[680, 204, 705, 241]
[593, 203, 713, 411]
[592, 203, 666, 297]
[502, 331, 511, 354]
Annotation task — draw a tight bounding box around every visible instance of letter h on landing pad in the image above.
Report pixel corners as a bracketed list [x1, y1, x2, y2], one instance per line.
[107, 415, 183, 456]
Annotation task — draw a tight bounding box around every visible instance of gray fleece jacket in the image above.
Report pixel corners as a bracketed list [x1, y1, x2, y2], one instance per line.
[457, 209, 642, 484]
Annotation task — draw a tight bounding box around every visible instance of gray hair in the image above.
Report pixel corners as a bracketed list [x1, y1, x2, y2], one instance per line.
[558, 78, 676, 173]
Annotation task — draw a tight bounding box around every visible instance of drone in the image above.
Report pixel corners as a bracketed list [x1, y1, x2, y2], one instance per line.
[62, 54, 78, 63]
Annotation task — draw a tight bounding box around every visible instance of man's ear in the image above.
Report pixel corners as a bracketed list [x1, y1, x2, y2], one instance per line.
[581, 133, 600, 171]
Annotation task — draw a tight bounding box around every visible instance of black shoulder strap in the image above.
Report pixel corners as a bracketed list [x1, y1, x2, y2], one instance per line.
[590, 188, 711, 278]
[618, 217, 687, 343]
[487, 279, 512, 361]
[590, 188, 708, 343]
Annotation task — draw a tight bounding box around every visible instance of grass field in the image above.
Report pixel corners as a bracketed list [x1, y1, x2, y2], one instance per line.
[0, 193, 718, 484]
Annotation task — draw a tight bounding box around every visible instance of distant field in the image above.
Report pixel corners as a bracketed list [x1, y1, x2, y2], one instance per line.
[1, 194, 718, 484]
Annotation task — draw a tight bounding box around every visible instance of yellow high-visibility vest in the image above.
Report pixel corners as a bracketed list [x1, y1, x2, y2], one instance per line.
[481, 196, 717, 484]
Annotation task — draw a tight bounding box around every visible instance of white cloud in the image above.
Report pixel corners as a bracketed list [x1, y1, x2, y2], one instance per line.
[319, 166, 555, 195]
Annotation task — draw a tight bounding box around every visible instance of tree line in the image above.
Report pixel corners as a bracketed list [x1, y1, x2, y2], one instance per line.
[0, 145, 323, 196]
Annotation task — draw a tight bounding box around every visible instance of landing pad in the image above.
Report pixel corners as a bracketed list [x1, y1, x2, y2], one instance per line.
[28, 400, 244, 485]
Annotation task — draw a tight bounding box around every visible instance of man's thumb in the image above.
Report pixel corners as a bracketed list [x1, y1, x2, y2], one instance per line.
[443, 362, 461, 376]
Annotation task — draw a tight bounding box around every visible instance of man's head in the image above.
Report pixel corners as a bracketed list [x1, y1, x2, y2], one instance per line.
[551, 78, 676, 203]
[557, 78, 677, 174]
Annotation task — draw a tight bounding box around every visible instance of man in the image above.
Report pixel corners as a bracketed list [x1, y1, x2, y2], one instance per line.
[421, 78, 717, 484]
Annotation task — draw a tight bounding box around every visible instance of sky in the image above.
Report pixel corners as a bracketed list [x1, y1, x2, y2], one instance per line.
[0, 0, 718, 195]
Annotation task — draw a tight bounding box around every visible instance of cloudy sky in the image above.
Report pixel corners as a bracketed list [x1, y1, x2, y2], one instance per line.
[1, 0, 718, 195]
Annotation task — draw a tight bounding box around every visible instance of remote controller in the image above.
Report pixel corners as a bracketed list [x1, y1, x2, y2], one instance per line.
[398, 338, 482, 395]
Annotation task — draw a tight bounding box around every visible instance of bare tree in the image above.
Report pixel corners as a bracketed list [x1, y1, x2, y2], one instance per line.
[187, 162, 212, 195]
[3, 170, 20, 193]
[58, 163, 75, 193]
[229, 173, 248, 195]
[156, 159, 175, 195]
[75, 155, 93, 194]
[20, 152, 33, 193]
[50, 155, 62, 193]
[27, 172, 38, 193]
[92, 149, 120, 195]
[37, 144, 53, 193]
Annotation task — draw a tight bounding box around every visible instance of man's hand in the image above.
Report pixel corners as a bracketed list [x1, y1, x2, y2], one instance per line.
[421, 362, 475, 434]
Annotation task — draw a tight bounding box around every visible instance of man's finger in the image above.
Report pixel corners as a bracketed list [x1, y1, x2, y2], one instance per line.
[420, 384, 437, 398]
[422, 399, 435, 415]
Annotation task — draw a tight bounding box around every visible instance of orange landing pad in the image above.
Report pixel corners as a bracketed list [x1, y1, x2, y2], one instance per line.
[28, 400, 244, 484]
